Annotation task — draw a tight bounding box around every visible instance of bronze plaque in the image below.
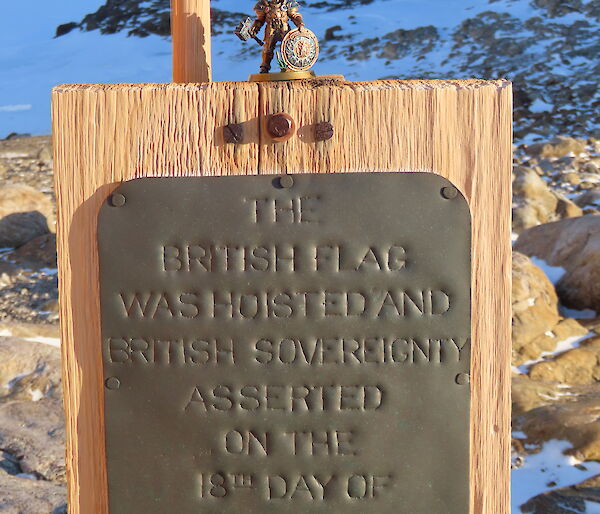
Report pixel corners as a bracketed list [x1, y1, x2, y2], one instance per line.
[98, 173, 471, 514]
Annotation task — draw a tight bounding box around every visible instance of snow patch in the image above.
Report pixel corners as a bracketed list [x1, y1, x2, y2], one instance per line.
[512, 440, 600, 512]
[29, 389, 44, 402]
[530, 257, 566, 285]
[24, 337, 60, 348]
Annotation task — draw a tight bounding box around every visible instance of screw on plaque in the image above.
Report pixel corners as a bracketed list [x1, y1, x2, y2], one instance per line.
[267, 113, 295, 142]
[315, 121, 334, 142]
[279, 175, 294, 189]
[224, 123, 243, 144]
[105, 377, 121, 390]
[455, 373, 470, 385]
[110, 193, 126, 207]
[441, 186, 459, 200]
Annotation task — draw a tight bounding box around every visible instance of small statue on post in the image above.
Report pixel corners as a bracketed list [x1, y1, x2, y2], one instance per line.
[235, 0, 320, 81]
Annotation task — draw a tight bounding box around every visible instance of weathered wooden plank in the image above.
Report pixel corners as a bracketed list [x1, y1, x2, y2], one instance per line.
[52, 79, 511, 513]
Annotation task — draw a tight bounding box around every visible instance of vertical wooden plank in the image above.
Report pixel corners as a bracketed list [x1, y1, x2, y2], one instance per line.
[171, 0, 212, 82]
[52, 82, 259, 514]
[258, 79, 513, 513]
[53, 79, 511, 513]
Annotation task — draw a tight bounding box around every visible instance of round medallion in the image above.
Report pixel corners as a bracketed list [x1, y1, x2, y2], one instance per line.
[281, 28, 319, 71]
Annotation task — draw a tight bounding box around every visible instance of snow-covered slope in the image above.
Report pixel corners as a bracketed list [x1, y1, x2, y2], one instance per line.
[0, 0, 598, 140]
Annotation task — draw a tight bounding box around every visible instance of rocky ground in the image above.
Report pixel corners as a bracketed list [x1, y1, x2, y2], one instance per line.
[0, 134, 599, 512]
[0, 135, 64, 513]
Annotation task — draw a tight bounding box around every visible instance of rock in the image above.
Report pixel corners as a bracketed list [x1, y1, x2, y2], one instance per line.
[512, 166, 582, 231]
[0, 399, 65, 482]
[512, 253, 588, 365]
[0, 336, 66, 510]
[581, 161, 599, 174]
[11, 233, 57, 268]
[526, 136, 587, 159]
[3, 133, 31, 141]
[0, 185, 55, 248]
[575, 190, 600, 211]
[37, 146, 52, 166]
[0, 469, 66, 514]
[555, 194, 583, 219]
[512, 252, 560, 363]
[564, 172, 582, 185]
[515, 216, 600, 312]
[529, 336, 600, 385]
[520, 474, 600, 513]
[514, 378, 600, 462]
[0, 337, 62, 402]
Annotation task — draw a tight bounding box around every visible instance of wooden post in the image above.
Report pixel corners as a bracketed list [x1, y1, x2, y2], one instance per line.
[53, 3, 511, 513]
[171, 0, 212, 82]
[53, 79, 511, 514]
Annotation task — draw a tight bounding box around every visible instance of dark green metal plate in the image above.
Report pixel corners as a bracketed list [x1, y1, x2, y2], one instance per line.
[98, 172, 471, 514]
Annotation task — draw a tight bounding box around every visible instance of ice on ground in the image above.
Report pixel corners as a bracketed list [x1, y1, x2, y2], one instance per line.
[531, 257, 567, 285]
[512, 440, 600, 512]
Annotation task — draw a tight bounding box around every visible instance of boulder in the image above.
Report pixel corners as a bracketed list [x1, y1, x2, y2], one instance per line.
[515, 379, 600, 462]
[0, 399, 65, 483]
[11, 233, 57, 268]
[0, 185, 55, 248]
[0, 337, 66, 510]
[512, 166, 582, 231]
[526, 136, 587, 159]
[575, 190, 600, 211]
[512, 253, 587, 365]
[515, 216, 600, 312]
[0, 337, 62, 402]
[529, 337, 600, 385]
[0, 469, 66, 514]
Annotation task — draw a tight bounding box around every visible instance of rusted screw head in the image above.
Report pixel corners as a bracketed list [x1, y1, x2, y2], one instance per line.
[105, 377, 121, 390]
[315, 121, 334, 142]
[441, 186, 458, 200]
[455, 373, 470, 386]
[224, 123, 243, 144]
[110, 193, 126, 207]
[268, 113, 295, 141]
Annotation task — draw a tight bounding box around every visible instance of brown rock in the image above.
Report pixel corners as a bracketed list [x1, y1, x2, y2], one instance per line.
[526, 136, 587, 159]
[515, 216, 600, 312]
[512, 167, 583, 231]
[11, 233, 57, 268]
[0, 337, 62, 402]
[555, 194, 583, 219]
[512, 252, 582, 365]
[512, 375, 570, 416]
[0, 469, 66, 514]
[516, 381, 600, 462]
[0, 185, 55, 248]
[529, 337, 600, 385]
[0, 399, 65, 483]
[513, 166, 558, 231]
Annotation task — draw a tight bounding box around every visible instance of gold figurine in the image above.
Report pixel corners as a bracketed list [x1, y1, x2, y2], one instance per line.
[235, 1, 320, 81]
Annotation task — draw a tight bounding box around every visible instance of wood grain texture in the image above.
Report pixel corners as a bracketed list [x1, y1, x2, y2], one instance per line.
[171, 0, 212, 82]
[52, 79, 512, 514]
